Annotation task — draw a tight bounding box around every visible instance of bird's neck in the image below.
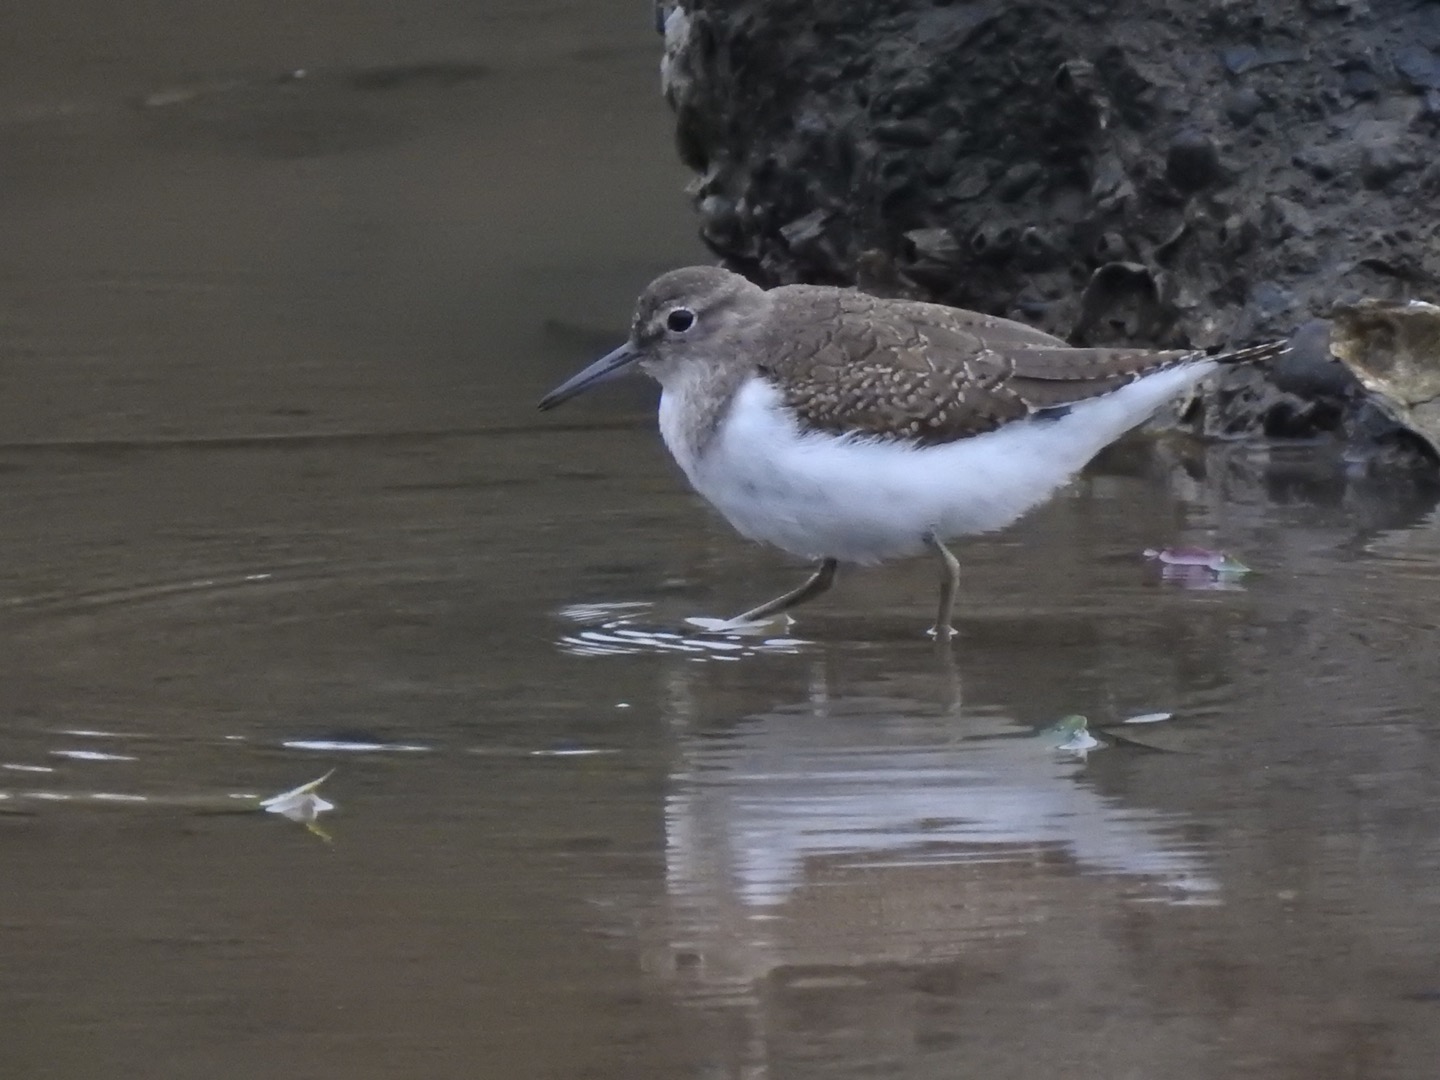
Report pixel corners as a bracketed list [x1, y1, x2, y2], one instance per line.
[656, 359, 754, 474]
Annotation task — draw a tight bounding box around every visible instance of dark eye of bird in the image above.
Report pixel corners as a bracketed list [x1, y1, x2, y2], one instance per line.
[666, 308, 695, 333]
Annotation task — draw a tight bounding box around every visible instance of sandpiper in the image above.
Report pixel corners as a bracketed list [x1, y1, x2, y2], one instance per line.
[539, 266, 1285, 639]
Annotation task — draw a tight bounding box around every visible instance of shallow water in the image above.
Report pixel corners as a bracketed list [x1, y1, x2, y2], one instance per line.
[5, 4, 1440, 1079]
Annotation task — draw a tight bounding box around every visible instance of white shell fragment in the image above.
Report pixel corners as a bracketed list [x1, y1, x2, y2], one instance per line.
[259, 769, 336, 827]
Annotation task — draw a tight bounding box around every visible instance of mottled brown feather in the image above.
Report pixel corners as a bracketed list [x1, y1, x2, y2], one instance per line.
[755, 286, 1280, 444]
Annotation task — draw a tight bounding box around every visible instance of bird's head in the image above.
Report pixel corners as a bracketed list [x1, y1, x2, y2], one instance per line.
[538, 266, 766, 409]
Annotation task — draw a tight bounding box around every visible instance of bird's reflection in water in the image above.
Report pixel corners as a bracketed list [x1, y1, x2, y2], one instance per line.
[628, 656, 1231, 1077]
[647, 667, 1216, 993]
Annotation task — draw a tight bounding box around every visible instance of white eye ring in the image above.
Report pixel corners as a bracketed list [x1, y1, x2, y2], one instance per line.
[666, 307, 696, 333]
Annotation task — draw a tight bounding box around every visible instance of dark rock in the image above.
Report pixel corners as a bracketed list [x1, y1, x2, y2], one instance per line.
[660, 0, 1440, 447]
[1218, 213, 1257, 256]
[778, 208, 833, 257]
[1220, 46, 1261, 75]
[1266, 195, 1316, 238]
[922, 131, 963, 182]
[1073, 262, 1169, 343]
[1092, 231, 1131, 263]
[1293, 142, 1352, 181]
[1015, 296, 1055, 321]
[1419, 8, 1440, 51]
[903, 227, 962, 265]
[1165, 129, 1223, 192]
[1016, 226, 1060, 271]
[1342, 67, 1384, 100]
[1219, 45, 1305, 75]
[698, 193, 741, 241]
[873, 118, 935, 148]
[995, 162, 1043, 201]
[1360, 140, 1418, 189]
[968, 221, 1018, 261]
[874, 75, 941, 119]
[1392, 45, 1440, 91]
[949, 170, 991, 201]
[1089, 154, 1134, 205]
[1421, 88, 1440, 123]
[1152, 219, 1190, 264]
[1350, 398, 1410, 442]
[1270, 319, 1361, 399]
[1251, 280, 1296, 318]
[854, 250, 924, 300]
[1223, 87, 1266, 126]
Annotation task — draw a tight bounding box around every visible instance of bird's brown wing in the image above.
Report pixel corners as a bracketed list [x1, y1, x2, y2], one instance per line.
[760, 288, 1197, 444]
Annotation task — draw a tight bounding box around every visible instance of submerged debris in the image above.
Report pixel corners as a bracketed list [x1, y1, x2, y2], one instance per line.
[1143, 547, 1250, 573]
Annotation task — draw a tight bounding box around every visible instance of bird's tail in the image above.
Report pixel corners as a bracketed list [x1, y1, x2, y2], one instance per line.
[1212, 339, 1289, 366]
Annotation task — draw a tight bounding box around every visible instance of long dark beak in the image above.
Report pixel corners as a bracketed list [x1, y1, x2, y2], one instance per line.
[537, 343, 641, 411]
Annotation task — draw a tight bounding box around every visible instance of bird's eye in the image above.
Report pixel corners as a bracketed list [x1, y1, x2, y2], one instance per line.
[666, 307, 696, 333]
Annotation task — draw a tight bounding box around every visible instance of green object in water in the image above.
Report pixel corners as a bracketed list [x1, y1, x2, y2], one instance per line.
[1047, 714, 1089, 738]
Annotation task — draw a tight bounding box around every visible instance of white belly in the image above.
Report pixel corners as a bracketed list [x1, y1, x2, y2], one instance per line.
[658, 368, 1212, 565]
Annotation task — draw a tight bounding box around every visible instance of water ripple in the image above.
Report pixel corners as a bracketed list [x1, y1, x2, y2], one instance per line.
[556, 601, 808, 659]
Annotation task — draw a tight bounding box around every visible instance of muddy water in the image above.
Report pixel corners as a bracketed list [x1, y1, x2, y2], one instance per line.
[5, 5, 1440, 1080]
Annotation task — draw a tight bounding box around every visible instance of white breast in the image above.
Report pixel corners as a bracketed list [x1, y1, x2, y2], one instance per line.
[658, 366, 1214, 565]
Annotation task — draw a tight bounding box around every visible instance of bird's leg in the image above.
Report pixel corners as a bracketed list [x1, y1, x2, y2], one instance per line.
[731, 558, 838, 624]
[923, 531, 960, 641]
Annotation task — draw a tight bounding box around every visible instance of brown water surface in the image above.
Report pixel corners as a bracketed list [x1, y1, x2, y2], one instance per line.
[5, 5, 1440, 1079]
